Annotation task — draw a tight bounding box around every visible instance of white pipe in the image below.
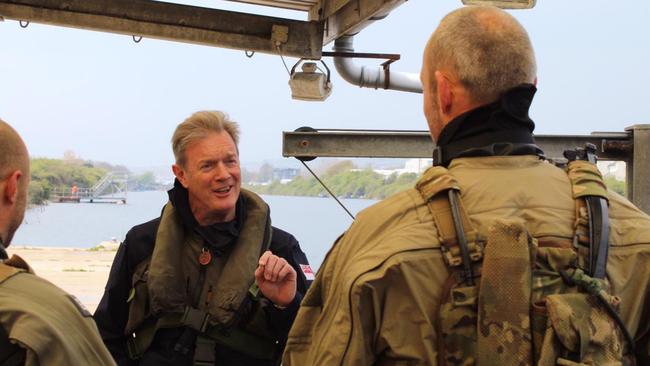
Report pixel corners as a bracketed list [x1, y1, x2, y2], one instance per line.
[332, 36, 422, 94]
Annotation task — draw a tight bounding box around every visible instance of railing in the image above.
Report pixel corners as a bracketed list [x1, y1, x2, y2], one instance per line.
[283, 125, 650, 214]
[51, 172, 128, 203]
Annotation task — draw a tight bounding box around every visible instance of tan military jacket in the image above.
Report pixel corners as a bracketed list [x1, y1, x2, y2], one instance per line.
[283, 156, 650, 365]
[0, 255, 116, 366]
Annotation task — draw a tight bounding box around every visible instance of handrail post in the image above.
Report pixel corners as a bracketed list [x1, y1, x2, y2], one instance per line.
[626, 124, 650, 214]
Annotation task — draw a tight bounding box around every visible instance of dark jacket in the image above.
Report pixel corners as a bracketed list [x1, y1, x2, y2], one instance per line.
[94, 199, 311, 366]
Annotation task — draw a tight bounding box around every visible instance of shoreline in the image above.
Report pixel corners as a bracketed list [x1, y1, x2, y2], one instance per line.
[6, 246, 118, 313]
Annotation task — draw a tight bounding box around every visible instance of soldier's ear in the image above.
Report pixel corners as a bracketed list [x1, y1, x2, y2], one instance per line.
[172, 164, 189, 188]
[2, 170, 22, 205]
[435, 71, 453, 115]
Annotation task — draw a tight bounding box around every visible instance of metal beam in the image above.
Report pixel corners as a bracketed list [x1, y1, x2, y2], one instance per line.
[283, 129, 632, 160]
[0, 0, 323, 58]
[627, 125, 650, 213]
[321, 0, 407, 45]
[283, 127, 650, 213]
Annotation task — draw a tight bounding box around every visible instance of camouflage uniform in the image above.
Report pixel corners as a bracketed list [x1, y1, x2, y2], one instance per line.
[283, 155, 650, 365]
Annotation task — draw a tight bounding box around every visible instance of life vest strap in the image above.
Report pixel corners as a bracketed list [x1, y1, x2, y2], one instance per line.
[127, 306, 280, 361]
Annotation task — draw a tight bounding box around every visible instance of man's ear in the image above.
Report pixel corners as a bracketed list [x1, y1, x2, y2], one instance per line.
[533, 76, 538, 86]
[3, 171, 22, 204]
[435, 71, 453, 115]
[172, 164, 189, 188]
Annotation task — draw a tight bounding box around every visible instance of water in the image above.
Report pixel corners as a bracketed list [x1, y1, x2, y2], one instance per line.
[13, 191, 376, 269]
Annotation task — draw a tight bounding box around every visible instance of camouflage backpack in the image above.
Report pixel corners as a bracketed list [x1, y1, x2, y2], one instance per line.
[415, 152, 635, 366]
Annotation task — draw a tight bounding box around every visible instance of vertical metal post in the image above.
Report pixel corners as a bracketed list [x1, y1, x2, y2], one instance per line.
[627, 124, 650, 214]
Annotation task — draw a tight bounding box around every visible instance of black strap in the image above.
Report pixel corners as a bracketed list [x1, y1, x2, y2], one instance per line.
[128, 307, 280, 361]
[586, 197, 610, 279]
[173, 264, 208, 356]
[448, 190, 475, 286]
[0, 326, 25, 366]
[564, 144, 611, 279]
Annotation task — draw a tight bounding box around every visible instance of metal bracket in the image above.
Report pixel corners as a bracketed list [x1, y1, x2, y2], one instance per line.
[271, 24, 289, 45]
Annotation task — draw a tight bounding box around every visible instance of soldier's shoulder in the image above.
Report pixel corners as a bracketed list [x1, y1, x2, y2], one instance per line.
[335, 188, 439, 255]
[607, 191, 650, 248]
[0, 272, 113, 365]
[355, 188, 425, 224]
[0, 261, 27, 285]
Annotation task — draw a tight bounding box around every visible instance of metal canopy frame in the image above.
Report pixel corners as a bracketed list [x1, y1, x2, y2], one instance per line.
[0, 0, 323, 57]
[0, 0, 408, 57]
[282, 125, 650, 213]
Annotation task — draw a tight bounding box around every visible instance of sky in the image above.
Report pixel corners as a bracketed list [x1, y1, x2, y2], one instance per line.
[1, 0, 649, 173]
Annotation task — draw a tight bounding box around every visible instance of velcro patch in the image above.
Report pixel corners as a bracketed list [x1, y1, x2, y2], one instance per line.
[66, 294, 92, 317]
[300, 264, 315, 281]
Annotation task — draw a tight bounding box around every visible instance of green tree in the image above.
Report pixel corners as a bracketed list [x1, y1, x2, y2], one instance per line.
[604, 176, 625, 195]
[246, 165, 419, 200]
[28, 157, 110, 204]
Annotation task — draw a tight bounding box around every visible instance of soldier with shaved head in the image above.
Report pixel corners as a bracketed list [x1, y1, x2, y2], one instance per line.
[0, 118, 116, 365]
[284, 5, 650, 365]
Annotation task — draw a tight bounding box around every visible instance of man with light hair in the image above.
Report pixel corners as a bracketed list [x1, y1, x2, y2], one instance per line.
[0, 119, 116, 365]
[95, 111, 312, 365]
[284, 5, 650, 365]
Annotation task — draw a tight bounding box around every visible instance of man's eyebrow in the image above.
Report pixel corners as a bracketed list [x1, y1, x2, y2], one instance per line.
[198, 158, 217, 165]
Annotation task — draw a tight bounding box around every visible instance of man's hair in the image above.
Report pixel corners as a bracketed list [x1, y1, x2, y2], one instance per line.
[171, 110, 240, 166]
[0, 119, 29, 183]
[424, 6, 536, 104]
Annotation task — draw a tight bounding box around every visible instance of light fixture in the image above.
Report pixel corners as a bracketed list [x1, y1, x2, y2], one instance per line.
[289, 59, 332, 102]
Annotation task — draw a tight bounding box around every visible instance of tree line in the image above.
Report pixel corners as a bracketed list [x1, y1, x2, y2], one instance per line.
[246, 161, 419, 200]
[27, 154, 160, 205]
[245, 160, 627, 200]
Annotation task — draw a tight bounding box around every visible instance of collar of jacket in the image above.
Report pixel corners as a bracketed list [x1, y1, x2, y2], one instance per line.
[0, 238, 7, 260]
[148, 188, 272, 326]
[433, 84, 544, 167]
[168, 179, 245, 257]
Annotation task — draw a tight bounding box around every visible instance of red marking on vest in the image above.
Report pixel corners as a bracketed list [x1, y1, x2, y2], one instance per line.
[300, 264, 315, 280]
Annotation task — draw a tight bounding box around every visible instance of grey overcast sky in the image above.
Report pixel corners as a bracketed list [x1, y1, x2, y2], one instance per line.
[1, 1, 649, 170]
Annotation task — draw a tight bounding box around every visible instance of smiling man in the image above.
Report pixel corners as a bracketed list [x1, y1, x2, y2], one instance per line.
[94, 111, 311, 366]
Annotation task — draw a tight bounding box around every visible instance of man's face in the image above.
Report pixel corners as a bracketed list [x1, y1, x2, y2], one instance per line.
[174, 131, 241, 225]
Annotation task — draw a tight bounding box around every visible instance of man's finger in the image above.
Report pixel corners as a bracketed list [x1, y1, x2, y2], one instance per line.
[258, 250, 272, 266]
[272, 258, 288, 282]
[276, 262, 294, 282]
[254, 265, 265, 283]
[264, 255, 279, 281]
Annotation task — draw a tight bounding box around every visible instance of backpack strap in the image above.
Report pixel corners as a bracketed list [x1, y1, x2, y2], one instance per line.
[416, 166, 483, 285]
[564, 154, 610, 279]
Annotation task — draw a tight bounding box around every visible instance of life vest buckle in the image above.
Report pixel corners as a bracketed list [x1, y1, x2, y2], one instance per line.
[182, 307, 211, 333]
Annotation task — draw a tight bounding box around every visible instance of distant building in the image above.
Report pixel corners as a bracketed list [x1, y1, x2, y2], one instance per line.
[597, 160, 626, 181]
[372, 158, 433, 177]
[273, 168, 300, 184]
